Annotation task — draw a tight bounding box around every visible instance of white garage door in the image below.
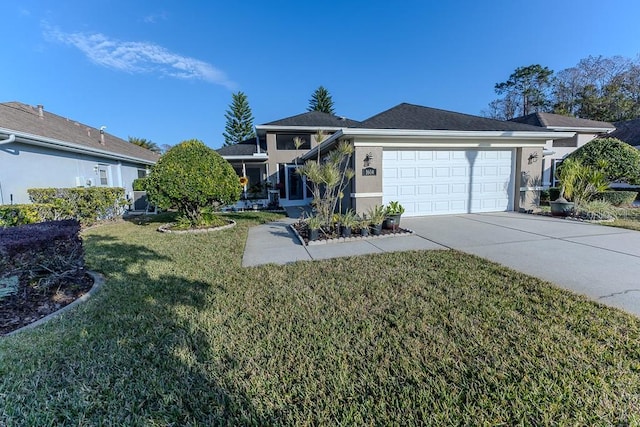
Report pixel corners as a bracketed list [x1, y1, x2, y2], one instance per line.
[383, 149, 514, 216]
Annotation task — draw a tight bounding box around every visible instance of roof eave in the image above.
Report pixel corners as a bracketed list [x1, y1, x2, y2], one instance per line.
[221, 154, 268, 161]
[300, 129, 575, 161]
[0, 128, 158, 165]
[545, 126, 614, 133]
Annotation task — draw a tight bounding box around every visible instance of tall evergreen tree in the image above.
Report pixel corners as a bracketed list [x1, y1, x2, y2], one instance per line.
[308, 86, 336, 114]
[494, 64, 554, 118]
[223, 92, 255, 146]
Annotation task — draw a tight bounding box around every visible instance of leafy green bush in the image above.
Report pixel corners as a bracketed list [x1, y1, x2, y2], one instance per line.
[132, 177, 148, 191]
[595, 190, 638, 206]
[28, 187, 127, 226]
[0, 204, 55, 227]
[565, 137, 640, 184]
[146, 139, 241, 225]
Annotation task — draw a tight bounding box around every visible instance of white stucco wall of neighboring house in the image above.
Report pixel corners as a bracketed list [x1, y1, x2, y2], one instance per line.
[0, 141, 149, 205]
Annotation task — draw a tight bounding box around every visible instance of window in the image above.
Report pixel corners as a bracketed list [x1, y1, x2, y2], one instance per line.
[97, 165, 110, 186]
[137, 169, 148, 178]
[551, 159, 563, 187]
[276, 133, 312, 150]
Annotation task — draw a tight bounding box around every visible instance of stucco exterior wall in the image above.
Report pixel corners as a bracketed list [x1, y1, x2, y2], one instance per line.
[0, 141, 148, 204]
[351, 146, 383, 215]
[516, 147, 544, 212]
[265, 132, 324, 185]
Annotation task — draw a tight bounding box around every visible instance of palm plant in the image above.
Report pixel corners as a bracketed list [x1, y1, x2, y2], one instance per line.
[297, 140, 354, 229]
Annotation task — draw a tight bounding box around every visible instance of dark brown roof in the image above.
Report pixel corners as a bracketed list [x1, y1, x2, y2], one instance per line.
[216, 137, 266, 156]
[262, 111, 360, 128]
[0, 102, 160, 163]
[510, 112, 614, 130]
[358, 103, 545, 131]
[608, 118, 640, 146]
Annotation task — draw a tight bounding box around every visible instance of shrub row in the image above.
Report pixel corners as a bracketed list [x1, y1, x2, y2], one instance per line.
[27, 187, 127, 226]
[546, 187, 637, 206]
[0, 204, 58, 227]
[594, 190, 638, 206]
[0, 220, 84, 289]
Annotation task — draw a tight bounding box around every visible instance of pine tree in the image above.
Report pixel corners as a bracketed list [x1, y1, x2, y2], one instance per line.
[307, 86, 336, 115]
[223, 92, 255, 146]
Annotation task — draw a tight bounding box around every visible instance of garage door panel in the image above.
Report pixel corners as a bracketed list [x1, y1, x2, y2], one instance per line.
[384, 167, 397, 178]
[451, 167, 466, 177]
[400, 185, 416, 196]
[383, 149, 514, 216]
[451, 183, 466, 194]
[417, 185, 433, 195]
[401, 151, 416, 160]
[435, 168, 450, 177]
[418, 168, 433, 177]
[400, 168, 415, 178]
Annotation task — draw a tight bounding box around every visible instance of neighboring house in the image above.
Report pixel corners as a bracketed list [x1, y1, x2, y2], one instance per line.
[607, 118, 640, 148]
[0, 102, 159, 205]
[220, 103, 572, 216]
[510, 112, 614, 188]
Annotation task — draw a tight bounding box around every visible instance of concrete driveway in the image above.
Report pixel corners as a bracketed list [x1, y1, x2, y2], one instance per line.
[243, 212, 640, 316]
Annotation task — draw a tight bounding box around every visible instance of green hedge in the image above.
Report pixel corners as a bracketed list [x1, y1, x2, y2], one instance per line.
[549, 187, 561, 201]
[0, 204, 57, 227]
[28, 187, 127, 226]
[594, 190, 638, 206]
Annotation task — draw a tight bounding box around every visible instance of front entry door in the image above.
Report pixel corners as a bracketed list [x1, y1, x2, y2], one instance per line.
[281, 165, 310, 206]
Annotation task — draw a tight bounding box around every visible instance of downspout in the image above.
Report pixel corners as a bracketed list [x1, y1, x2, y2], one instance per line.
[0, 134, 16, 145]
[0, 135, 16, 204]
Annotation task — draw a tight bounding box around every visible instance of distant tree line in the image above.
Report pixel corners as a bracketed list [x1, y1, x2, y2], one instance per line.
[485, 55, 640, 122]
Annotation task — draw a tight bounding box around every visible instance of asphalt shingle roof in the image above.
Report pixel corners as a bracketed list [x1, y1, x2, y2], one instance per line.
[262, 111, 360, 128]
[216, 137, 265, 156]
[510, 112, 614, 130]
[608, 118, 640, 146]
[0, 102, 160, 163]
[357, 103, 546, 132]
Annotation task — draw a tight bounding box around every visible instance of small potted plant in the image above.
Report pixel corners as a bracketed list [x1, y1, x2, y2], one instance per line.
[307, 215, 322, 242]
[339, 210, 358, 238]
[366, 205, 386, 236]
[358, 216, 370, 237]
[383, 201, 405, 231]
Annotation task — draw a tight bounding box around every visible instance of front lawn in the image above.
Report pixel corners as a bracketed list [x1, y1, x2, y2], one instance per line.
[1, 212, 639, 425]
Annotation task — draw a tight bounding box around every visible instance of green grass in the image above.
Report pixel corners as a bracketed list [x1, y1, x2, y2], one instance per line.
[2, 212, 640, 425]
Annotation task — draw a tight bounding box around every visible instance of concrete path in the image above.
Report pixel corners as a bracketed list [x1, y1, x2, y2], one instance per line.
[242, 212, 640, 316]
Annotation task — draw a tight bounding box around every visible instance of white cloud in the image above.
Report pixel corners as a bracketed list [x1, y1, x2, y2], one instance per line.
[43, 25, 235, 89]
[143, 11, 168, 24]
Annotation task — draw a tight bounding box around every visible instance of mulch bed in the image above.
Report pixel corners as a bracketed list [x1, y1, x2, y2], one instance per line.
[292, 222, 412, 245]
[1, 273, 94, 336]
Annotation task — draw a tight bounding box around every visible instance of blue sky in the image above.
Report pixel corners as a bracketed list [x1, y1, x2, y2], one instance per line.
[3, 1, 640, 149]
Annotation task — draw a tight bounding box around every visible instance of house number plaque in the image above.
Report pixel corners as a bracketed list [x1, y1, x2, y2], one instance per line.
[362, 167, 377, 176]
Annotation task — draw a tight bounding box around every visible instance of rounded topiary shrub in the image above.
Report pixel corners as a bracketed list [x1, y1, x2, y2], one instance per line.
[565, 137, 640, 184]
[146, 139, 241, 225]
